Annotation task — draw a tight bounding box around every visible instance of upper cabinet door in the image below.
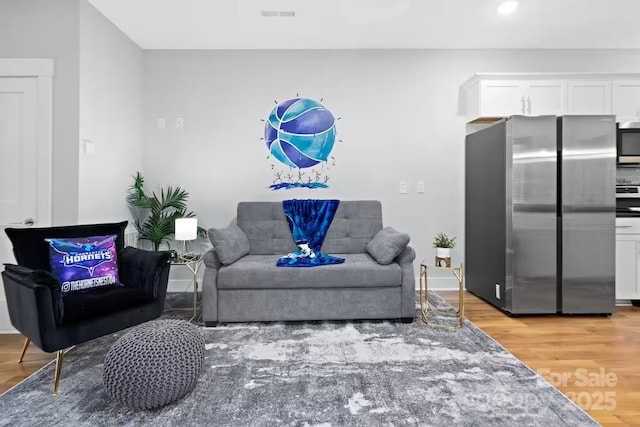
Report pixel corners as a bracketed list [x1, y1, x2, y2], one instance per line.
[463, 74, 640, 123]
[567, 80, 612, 115]
[479, 80, 526, 117]
[469, 79, 566, 120]
[525, 81, 566, 116]
[613, 80, 640, 122]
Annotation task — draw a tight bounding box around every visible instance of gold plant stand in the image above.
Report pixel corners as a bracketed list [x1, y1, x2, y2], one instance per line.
[420, 263, 464, 329]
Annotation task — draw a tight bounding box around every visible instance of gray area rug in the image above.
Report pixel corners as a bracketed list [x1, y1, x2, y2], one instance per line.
[0, 292, 598, 426]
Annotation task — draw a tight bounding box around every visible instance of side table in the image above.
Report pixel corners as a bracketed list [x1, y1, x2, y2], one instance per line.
[167, 253, 203, 322]
[420, 262, 464, 329]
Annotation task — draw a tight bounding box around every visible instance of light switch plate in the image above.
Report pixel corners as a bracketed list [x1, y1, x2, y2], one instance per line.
[417, 181, 425, 193]
[176, 117, 184, 129]
[399, 181, 408, 194]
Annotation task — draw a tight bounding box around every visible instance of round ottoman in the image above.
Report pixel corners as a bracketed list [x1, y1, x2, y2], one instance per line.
[103, 319, 204, 410]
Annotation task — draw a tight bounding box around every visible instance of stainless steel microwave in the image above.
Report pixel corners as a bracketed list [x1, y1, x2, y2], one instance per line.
[617, 122, 640, 164]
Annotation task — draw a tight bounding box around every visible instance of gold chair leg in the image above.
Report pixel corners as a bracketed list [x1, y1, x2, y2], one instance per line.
[17, 338, 30, 363]
[52, 350, 64, 396]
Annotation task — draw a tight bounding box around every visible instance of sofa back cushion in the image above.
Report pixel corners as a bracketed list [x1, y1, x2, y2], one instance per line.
[237, 201, 383, 255]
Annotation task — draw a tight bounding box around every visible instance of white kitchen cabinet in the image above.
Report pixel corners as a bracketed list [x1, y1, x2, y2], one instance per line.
[567, 80, 612, 115]
[612, 80, 640, 122]
[615, 218, 640, 302]
[467, 79, 565, 120]
[615, 235, 639, 300]
[462, 73, 640, 123]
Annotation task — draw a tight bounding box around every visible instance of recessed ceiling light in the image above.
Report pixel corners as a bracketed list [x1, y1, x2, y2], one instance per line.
[497, 1, 518, 15]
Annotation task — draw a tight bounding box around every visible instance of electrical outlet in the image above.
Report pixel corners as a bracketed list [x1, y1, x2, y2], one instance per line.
[399, 181, 408, 194]
[495, 284, 501, 299]
[416, 181, 425, 193]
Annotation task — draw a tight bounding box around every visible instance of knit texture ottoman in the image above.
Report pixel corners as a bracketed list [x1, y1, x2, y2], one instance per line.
[103, 319, 204, 410]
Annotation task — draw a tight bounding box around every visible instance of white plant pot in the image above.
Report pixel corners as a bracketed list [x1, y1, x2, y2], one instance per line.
[436, 247, 451, 258]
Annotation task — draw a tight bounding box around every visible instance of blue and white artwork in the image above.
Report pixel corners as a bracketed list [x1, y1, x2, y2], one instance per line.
[264, 97, 338, 190]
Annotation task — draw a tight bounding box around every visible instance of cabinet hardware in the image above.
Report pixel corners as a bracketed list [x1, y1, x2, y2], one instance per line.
[526, 96, 532, 115]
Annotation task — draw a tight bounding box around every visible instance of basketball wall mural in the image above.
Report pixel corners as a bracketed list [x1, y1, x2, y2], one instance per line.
[263, 97, 339, 190]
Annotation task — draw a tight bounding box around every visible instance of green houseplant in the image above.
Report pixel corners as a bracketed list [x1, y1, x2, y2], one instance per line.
[126, 172, 203, 251]
[433, 232, 456, 262]
[432, 232, 456, 249]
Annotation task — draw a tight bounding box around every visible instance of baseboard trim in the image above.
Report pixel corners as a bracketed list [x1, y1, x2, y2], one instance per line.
[0, 300, 17, 333]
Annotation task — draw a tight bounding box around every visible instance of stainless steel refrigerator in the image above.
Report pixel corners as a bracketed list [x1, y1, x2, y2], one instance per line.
[465, 115, 616, 315]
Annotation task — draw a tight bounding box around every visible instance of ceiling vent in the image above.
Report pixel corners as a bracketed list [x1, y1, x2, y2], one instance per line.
[261, 10, 296, 17]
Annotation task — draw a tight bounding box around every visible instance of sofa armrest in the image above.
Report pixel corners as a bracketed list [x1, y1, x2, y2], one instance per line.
[202, 248, 224, 325]
[118, 247, 171, 298]
[203, 248, 222, 270]
[395, 245, 416, 265]
[2, 269, 60, 349]
[396, 245, 416, 319]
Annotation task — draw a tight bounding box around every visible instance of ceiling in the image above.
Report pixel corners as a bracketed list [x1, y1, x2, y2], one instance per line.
[88, 0, 640, 50]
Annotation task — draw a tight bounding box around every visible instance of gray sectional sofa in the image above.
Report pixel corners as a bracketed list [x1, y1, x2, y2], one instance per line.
[202, 200, 415, 326]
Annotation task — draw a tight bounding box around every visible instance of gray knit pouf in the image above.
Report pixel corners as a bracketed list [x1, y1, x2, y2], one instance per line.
[103, 319, 205, 410]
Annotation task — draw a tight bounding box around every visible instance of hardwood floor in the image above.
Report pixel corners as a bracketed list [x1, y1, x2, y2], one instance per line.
[0, 335, 52, 394]
[0, 294, 638, 426]
[440, 291, 640, 427]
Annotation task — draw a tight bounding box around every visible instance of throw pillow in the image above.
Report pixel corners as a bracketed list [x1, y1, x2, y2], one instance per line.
[45, 234, 121, 295]
[366, 227, 410, 265]
[208, 224, 250, 265]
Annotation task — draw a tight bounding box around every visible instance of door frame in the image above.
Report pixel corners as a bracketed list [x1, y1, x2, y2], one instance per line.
[0, 58, 53, 227]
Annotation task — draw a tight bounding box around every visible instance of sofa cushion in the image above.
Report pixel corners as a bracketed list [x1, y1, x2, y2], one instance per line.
[366, 227, 411, 265]
[236, 201, 383, 255]
[217, 253, 401, 290]
[208, 224, 250, 265]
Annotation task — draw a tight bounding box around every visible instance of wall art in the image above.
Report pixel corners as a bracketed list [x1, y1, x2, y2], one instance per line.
[263, 97, 339, 190]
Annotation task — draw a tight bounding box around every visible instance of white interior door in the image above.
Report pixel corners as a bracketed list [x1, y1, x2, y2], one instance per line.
[0, 78, 39, 331]
[0, 59, 53, 332]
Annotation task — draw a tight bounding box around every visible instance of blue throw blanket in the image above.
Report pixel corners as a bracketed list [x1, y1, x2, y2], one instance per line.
[277, 199, 345, 267]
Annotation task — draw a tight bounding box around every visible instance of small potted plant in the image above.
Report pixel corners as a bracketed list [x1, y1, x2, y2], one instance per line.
[433, 232, 456, 266]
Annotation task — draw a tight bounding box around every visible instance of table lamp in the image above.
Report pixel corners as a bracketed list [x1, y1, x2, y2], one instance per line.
[175, 217, 198, 256]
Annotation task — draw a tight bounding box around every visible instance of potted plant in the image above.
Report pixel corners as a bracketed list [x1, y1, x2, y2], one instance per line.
[126, 172, 204, 251]
[433, 232, 456, 260]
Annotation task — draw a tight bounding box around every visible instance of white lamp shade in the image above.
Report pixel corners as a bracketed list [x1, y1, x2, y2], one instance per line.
[175, 217, 198, 241]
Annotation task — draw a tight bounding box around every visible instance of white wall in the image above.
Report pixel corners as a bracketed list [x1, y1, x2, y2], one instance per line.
[142, 49, 640, 285]
[0, 0, 80, 225]
[78, 1, 143, 224]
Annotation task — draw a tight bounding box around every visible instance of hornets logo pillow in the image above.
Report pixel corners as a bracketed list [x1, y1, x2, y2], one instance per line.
[45, 234, 121, 294]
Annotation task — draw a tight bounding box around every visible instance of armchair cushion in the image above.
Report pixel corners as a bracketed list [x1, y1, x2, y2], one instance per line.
[3, 264, 64, 325]
[366, 227, 410, 265]
[45, 234, 121, 295]
[5, 221, 128, 272]
[62, 286, 153, 324]
[208, 224, 250, 265]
